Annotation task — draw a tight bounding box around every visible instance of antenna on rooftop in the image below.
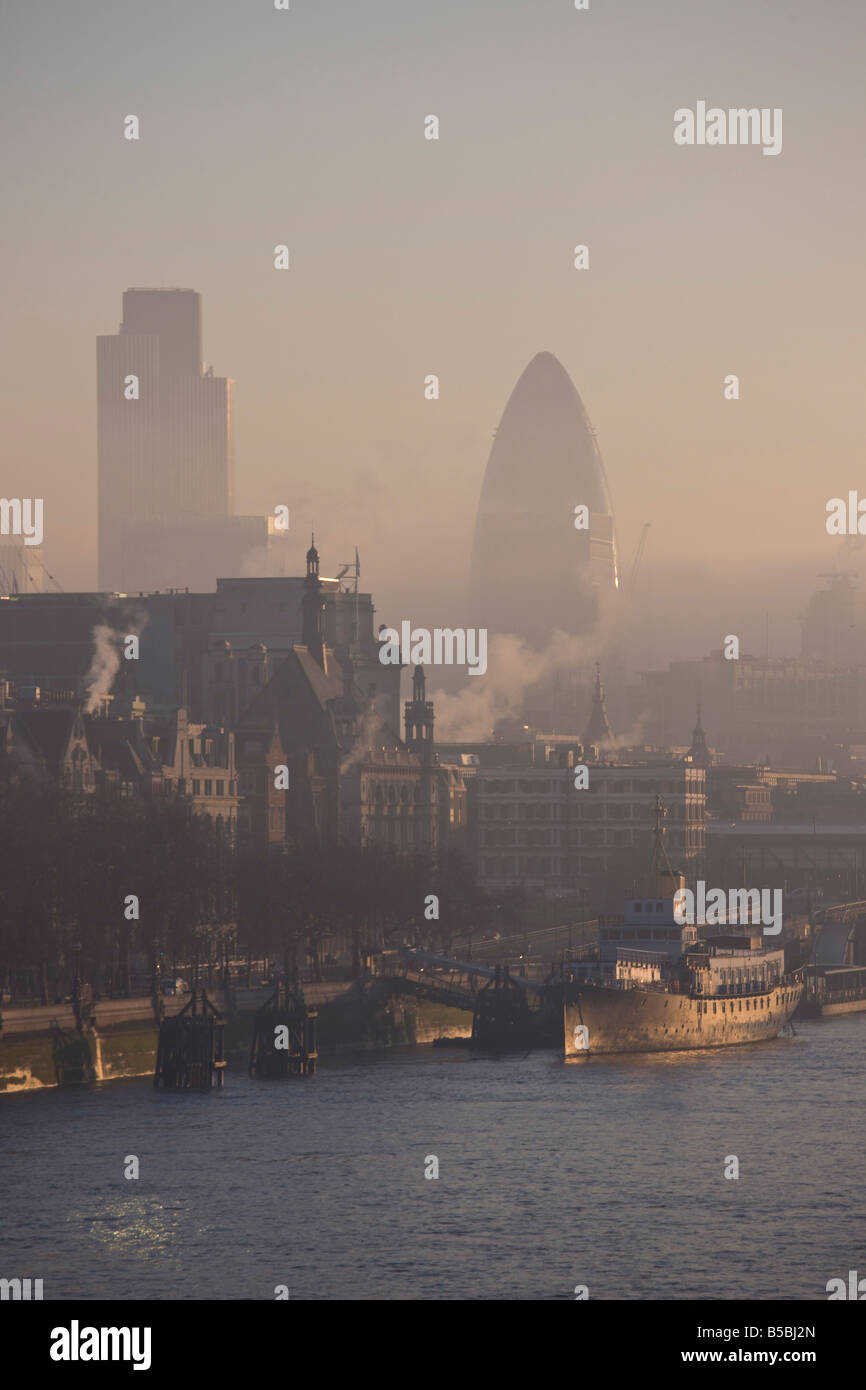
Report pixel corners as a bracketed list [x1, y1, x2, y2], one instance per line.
[337, 549, 361, 644]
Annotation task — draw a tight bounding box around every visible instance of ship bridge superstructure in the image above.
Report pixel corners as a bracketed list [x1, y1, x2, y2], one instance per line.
[598, 895, 698, 967]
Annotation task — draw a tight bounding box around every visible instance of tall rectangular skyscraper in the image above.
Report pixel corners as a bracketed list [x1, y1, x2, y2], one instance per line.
[97, 288, 235, 591]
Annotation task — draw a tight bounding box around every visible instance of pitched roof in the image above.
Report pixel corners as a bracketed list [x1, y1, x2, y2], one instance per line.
[10, 707, 80, 775]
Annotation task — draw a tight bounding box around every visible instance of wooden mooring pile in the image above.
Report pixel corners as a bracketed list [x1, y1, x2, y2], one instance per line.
[249, 980, 318, 1078]
[50, 1019, 96, 1086]
[154, 990, 226, 1091]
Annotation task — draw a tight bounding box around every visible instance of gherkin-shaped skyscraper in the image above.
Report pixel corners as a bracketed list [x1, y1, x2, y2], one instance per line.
[470, 352, 618, 641]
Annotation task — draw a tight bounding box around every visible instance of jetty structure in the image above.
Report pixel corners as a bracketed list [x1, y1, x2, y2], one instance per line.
[249, 979, 318, 1078]
[50, 1019, 96, 1086]
[470, 964, 534, 1051]
[154, 989, 226, 1090]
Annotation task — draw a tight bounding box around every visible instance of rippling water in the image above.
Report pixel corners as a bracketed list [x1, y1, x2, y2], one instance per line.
[2, 1015, 864, 1300]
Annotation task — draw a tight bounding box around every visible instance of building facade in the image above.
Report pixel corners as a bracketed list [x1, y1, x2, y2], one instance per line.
[97, 288, 234, 591]
[475, 759, 705, 897]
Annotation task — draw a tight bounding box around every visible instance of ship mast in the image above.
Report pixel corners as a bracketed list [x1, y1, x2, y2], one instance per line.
[650, 794, 678, 896]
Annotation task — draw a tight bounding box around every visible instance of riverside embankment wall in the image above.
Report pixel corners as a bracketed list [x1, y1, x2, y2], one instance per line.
[0, 983, 472, 1094]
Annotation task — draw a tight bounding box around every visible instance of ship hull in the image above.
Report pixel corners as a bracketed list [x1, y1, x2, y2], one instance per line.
[564, 980, 804, 1057]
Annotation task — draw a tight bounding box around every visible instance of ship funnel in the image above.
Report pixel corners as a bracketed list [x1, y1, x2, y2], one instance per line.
[658, 867, 685, 900]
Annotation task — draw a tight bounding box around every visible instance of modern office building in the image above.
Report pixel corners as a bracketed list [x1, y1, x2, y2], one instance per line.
[470, 351, 619, 642]
[97, 288, 235, 591]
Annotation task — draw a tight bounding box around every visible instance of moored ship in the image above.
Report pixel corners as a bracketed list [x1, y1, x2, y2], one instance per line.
[564, 862, 803, 1058]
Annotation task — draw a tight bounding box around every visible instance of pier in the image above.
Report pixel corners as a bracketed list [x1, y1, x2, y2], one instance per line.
[471, 964, 534, 1051]
[50, 1020, 96, 1086]
[154, 990, 226, 1090]
[248, 981, 318, 1078]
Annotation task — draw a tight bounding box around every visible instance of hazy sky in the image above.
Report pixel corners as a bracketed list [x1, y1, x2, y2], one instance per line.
[2, 0, 865, 668]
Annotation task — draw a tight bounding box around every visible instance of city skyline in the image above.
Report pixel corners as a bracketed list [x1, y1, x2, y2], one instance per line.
[3, 0, 866, 1325]
[1, 0, 864, 669]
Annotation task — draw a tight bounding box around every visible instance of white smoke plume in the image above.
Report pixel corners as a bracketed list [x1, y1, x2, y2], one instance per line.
[339, 699, 388, 775]
[604, 711, 652, 750]
[84, 613, 148, 714]
[432, 629, 593, 741]
[84, 626, 122, 714]
[429, 627, 655, 747]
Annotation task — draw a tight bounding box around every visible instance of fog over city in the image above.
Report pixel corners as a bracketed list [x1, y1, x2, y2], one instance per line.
[2, 0, 866, 1334]
[2, 2, 864, 659]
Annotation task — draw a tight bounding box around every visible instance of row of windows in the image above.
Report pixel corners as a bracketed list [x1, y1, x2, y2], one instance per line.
[191, 779, 235, 797]
[483, 803, 552, 821]
[479, 857, 551, 875]
[715, 967, 769, 985]
[481, 830, 705, 850]
[370, 784, 429, 805]
[701, 995, 776, 1014]
[602, 927, 681, 940]
[362, 820, 436, 849]
[482, 802, 705, 822]
[480, 778, 698, 796]
[479, 854, 703, 878]
[482, 830, 552, 847]
[480, 829, 702, 850]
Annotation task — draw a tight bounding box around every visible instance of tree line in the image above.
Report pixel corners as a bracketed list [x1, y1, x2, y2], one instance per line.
[0, 780, 512, 1002]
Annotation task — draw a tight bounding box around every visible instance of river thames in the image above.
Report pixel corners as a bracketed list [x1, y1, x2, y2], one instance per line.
[2, 1015, 864, 1301]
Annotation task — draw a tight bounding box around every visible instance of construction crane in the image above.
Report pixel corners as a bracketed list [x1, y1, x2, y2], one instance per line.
[0, 549, 62, 596]
[16, 546, 63, 593]
[336, 548, 361, 644]
[628, 523, 650, 592]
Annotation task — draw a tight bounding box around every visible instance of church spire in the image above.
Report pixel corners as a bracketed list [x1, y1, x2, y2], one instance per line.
[302, 533, 326, 667]
[583, 663, 614, 747]
[687, 684, 711, 767]
[404, 664, 434, 764]
[306, 533, 319, 578]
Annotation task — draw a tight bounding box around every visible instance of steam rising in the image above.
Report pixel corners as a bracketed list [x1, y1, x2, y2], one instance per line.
[83, 613, 147, 713]
[84, 625, 122, 713]
[432, 630, 592, 741]
[339, 700, 388, 775]
[432, 628, 652, 745]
